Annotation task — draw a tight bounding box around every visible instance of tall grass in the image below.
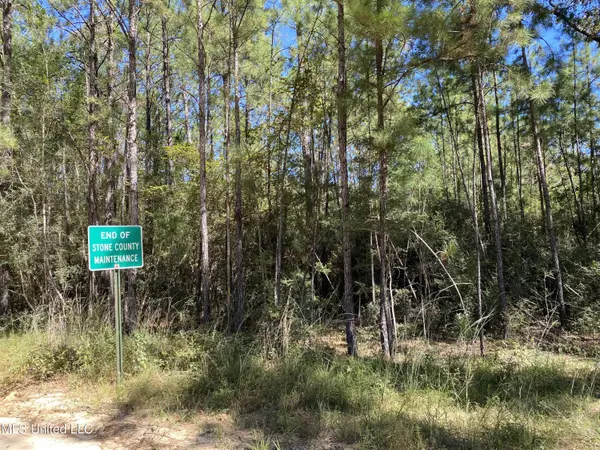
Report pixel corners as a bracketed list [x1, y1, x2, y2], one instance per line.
[1, 328, 598, 449]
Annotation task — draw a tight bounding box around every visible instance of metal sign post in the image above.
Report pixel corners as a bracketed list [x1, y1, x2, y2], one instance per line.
[87, 226, 143, 385]
[114, 266, 123, 382]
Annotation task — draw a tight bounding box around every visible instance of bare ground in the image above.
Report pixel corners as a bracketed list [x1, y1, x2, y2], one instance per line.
[0, 378, 254, 449]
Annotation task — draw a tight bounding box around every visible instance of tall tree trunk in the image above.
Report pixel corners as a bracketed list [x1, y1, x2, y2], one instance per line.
[105, 14, 117, 225]
[274, 138, 287, 308]
[221, 1, 234, 331]
[162, 7, 174, 184]
[125, 0, 140, 334]
[274, 25, 304, 308]
[87, 0, 99, 310]
[439, 119, 449, 201]
[232, 11, 244, 331]
[301, 110, 314, 250]
[103, 13, 117, 303]
[492, 70, 506, 218]
[142, 13, 155, 259]
[591, 137, 597, 235]
[195, 0, 210, 323]
[436, 73, 484, 349]
[436, 72, 474, 214]
[513, 99, 525, 221]
[208, 73, 214, 160]
[337, 0, 357, 357]
[0, 0, 11, 131]
[559, 130, 585, 246]
[472, 130, 485, 356]
[145, 14, 152, 169]
[296, 24, 317, 305]
[63, 148, 71, 237]
[586, 53, 597, 236]
[572, 45, 587, 246]
[183, 89, 192, 145]
[0, 0, 12, 315]
[222, 69, 232, 325]
[474, 66, 507, 338]
[477, 114, 492, 236]
[375, 0, 395, 359]
[522, 47, 567, 327]
[267, 19, 275, 214]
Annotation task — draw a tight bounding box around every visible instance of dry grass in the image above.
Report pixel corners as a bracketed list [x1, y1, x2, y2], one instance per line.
[1, 328, 599, 449]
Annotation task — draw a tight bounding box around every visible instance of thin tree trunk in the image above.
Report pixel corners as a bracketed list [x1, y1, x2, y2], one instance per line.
[195, 0, 210, 323]
[267, 19, 275, 213]
[221, 67, 232, 327]
[474, 66, 507, 338]
[232, 12, 244, 331]
[274, 132, 288, 308]
[522, 47, 567, 327]
[437, 73, 484, 348]
[376, 0, 395, 359]
[274, 13, 307, 308]
[559, 130, 585, 246]
[301, 116, 313, 226]
[208, 73, 214, 161]
[436, 72, 474, 214]
[586, 53, 597, 235]
[0, 0, 12, 315]
[472, 132, 484, 356]
[142, 13, 155, 258]
[337, 0, 357, 357]
[102, 14, 117, 303]
[183, 89, 192, 145]
[121, 135, 127, 225]
[1, 0, 11, 130]
[301, 110, 314, 271]
[492, 70, 506, 218]
[513, 99, 525, 221]
[439, 119, 449, 201]
[105, 14, 117, 225]
[592, 138, 597, 234]
[477, 111, 491, 236]
[162, 7, 174, 184]
[87, 0, 99, 309]
[296, 24, 316, 305]
[143, 13, 153, 176]
[125, 0, 140, 334]
[221, 69, 232, 324]
[63, 148, 71, 237]
[370, 231, 376, 308]
[572, 45, 587, 246]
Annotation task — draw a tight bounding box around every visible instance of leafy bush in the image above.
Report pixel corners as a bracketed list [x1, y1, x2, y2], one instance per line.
[26, 341, 81, 379]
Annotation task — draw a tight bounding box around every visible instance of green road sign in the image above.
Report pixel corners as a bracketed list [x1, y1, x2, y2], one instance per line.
[88, 225, 142, 384]
[88, 225, 143, 271]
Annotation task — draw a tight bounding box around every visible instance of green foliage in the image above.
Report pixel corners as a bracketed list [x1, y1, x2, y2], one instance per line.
[0, 125, 16, 150]
[25, 341, 81, 379]
[2, 0, 600, 391]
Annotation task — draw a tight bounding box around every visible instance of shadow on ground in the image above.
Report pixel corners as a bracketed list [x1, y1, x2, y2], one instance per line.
[116, 343, 597, 449]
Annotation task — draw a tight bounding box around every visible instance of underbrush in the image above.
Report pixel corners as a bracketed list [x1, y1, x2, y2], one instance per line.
[1, 328, 599, 449]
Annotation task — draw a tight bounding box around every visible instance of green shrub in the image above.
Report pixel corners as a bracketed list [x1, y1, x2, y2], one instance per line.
[26, 341, 80, 379]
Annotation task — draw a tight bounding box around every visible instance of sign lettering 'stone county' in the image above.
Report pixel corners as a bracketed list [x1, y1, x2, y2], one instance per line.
[88, 225, 143, 271]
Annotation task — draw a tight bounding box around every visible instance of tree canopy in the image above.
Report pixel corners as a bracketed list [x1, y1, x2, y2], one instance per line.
[2, 0, 600, 356]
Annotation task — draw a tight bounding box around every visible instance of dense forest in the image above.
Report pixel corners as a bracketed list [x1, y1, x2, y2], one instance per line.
[1, 0, 600, 359]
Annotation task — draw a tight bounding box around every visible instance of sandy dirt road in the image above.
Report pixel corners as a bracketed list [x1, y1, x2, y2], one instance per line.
[0, 380, 240, 449]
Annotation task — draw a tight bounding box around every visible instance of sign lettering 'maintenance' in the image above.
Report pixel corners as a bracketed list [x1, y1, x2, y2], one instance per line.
[88, 225, 143, 271]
